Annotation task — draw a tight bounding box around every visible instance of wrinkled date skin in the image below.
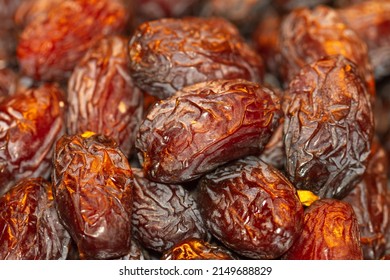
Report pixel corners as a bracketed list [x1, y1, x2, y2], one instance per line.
[161, 238, 236, 260]
[338, 0, 390, 79]
[197, 156, 304, 259]
[0, 67, 17, 100]
[282, 199, 363, 260]
[132, 168, 209, 253]
[0, 83, 65, 197]
[135, 79, 282, 183]
[67, 35, 143, 156]
[282, 55, 374, 199]
[279, 5, 375, 98]
[343, 137, 390, 260]
[128, 17, 264, 99]
[14, 0, 63, 28]
[17, 0, 128, 82]
[52, 133, 134, 259]
[0, 178, 71, 260]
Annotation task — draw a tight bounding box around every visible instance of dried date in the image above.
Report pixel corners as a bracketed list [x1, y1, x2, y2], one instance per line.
[279, 5, 375, 98]
[52, 132, 134, 259]
[132, 168, 209, 253]
[338, 0, 390, 79]
[282, 55, 374, 199]
[0, 83, 66, 197]
[197, 156, 304, 259]
[128, 17, 264, 99]
[0, 177, 71, 260]
[282, 198, 363, 260]
[17, 0, 129, 82]
[343, 137, 390, 260]
[135, 79, 282, 183]
[161, 238, 236, 260]
[66, 35, 143, 156]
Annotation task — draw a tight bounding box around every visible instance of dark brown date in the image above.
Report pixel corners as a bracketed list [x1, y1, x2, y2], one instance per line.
[343, 137, 390, 260]
[161, 238, 236, 260]
[199, 0, 269, 35]
[132, 168, 209, 253]
[282, 198, 363, 260]
[17, 0, 129, 82]
[273, 0, 332, 11]
[338, 0, 390, 79]
[128, 17, 264, 99]
[279, 5, 375, 98]
[52, 132, 134, 259]
[135, 79, 282, 183]
[66, 35, 143, 157]
[134, 0, 199, 22]
[282, 55, 374, 199]
[119, 239, 150, 260]
[0, 83, 66, 197]
[0, 177, 71, 260]
[197, 156, 304, 259]
[0, 67, 17, 100]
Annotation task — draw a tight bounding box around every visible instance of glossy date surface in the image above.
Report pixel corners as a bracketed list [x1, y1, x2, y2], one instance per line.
[66, 35, 143, 156]
[282, 198, 363, 260]
[282, 55, 374, 199]
[135, 79, 282, 183]
[17, 0, 128, 82]
[0, 177, 71, 260]
[52, 132, 134, 259]
[161, 238, 236, 260]
[0, 83, 65, 197]
[279, 5, 375, 97]
[197, 156, 304, 259]
[128, 17, 264, 99]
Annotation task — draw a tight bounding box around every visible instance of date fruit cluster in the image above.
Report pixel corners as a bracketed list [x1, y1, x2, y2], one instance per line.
[1, 0, 390, 260]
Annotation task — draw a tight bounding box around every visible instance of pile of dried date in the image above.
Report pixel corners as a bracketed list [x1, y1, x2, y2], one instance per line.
[1, 0, 390, 260]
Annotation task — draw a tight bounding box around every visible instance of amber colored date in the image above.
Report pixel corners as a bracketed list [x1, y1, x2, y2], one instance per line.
[338, 0, 390, 79]
[0, 83, 66, 197]
[132, 168, 209, 253]
[52, 132, 134, 259]
[161, 238, 236, 260]
[66, 35, 143, 156]
[343, 137, 390, 260]
[197, 156, 304, 259]
[17, 0, 128, 82]
[0, 177, 71, 260]
[135, 79, 282, 183]
[282, 55, 374, 199]
[128, 17, 264, 99]
[279, 5, 375, 98]
[282, 199, 363, 260]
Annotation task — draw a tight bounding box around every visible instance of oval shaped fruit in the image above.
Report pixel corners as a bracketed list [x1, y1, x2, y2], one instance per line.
[135, 79, 282, 183]
[197, 156, 304, 259]
[52, 132, 134, 259]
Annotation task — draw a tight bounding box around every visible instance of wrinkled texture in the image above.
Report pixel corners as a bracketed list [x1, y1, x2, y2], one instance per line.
[279, 5, 375, 98]
[282, 199, 363, 260]
[52, 133, 134, 259]
[0, 178, 71, 260]
[136, 79, 282, 183]
[338, 0, 390, 79]
[128, 17, 264, 99]
[14, 0, 63, 28]
[282, 55, 374, 199]
[119, 239, 150, 260]
[132, 168, 208, 253]
[17, 0, 129, 82]
[343, 137, 390, 260]
[0, 83, 66, 197]
[67, 35, 143, 156]
[161, 238, 236, 260]
[197, 156, 304, 259]
[0, 67, 17, 100]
